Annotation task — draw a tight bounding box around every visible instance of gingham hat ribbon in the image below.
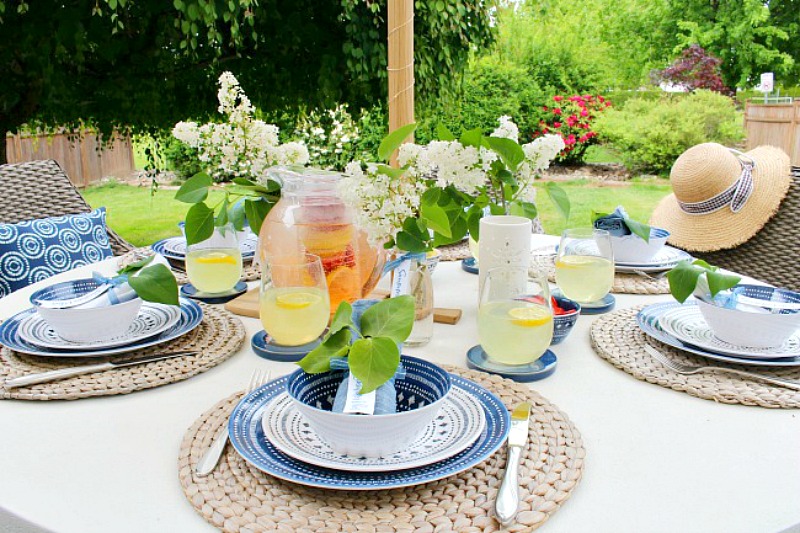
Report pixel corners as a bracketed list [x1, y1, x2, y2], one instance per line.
[678, 150, 756, 216]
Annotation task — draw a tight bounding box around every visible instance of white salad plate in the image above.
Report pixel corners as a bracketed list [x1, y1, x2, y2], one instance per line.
[657, 303, 800, 359]
[16, 303, 182, 350]
[614, 246, 692, 272]
[261, 386, 486, 472]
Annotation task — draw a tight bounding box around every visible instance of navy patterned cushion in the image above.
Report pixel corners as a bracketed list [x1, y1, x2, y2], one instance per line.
[0, 208, 113, 297]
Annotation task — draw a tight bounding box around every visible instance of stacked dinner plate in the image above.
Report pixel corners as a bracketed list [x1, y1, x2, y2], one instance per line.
[637, 301, 800, 367]
[152, 232, 258, 265]
[0, 297, 203, 359]
[613, 246, 692, 274]
[226, 362, 511, 490]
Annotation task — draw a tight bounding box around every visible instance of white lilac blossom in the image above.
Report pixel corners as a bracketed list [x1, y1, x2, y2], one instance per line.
[172, 72, 309, 181]
[490, 115, 520, 143]
[295, 104, 361, 170]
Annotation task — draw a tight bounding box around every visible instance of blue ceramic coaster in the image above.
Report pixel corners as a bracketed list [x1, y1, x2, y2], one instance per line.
[552, 289, 615, 315]
[461, 257, 479, 275]
[251, 330, 322, 362]
[466, 345, 557, 382]
[180, 281, 247, 304]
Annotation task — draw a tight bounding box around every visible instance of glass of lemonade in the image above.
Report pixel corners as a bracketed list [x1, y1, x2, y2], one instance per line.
[478, 266, 554, 365]
[260, 254, 330, 346]
[555, 228, 614, 303]
[185, 224, 243, 294]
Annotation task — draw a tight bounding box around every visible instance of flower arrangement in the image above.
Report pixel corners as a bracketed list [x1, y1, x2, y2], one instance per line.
[536, 94, 611, 164]
[295, 104, 363, 171]
[172, 72, 310, 183]
[340, 117, 569, 253]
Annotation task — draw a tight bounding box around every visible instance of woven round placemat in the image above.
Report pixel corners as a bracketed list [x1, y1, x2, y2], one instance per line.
[178, 367, 585, 532]
[530, 253, 670, 295]
[590, 306, 800, 409]
[118, 248, 262, 284]
[438, 240, 471, 262]
[0, 304, 245, 401]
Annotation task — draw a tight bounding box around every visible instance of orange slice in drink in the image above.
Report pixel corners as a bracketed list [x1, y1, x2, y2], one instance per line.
[508, 307, 552, 327]
[326, 266, 360, 306]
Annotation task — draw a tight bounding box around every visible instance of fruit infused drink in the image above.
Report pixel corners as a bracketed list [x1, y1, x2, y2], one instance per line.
[260, 286, 330, 345]
[185, 248, 243, 293]
[478, 300, 553, 365]
[554, 255, 614, 303]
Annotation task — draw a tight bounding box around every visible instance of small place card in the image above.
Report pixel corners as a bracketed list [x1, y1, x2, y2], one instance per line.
[342, 372, 377, 415]
[390, 259, 412, 297]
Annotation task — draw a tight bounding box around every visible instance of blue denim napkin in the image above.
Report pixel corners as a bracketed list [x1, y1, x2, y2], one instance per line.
[593, 206, 631, 237]
[331, 299, 405, 414]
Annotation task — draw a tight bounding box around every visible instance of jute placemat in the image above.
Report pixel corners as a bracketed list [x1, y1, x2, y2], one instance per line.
[438, 240, 471, 262]
[590, 306, 800, 409]
[530, 252, 670, 295]
[118, 248, 262, 285]
[0, 304, 246, 401]
[178, 367, 585, 532]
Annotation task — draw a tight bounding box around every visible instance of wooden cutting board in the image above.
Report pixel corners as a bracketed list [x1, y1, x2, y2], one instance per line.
[224, 288, 461, 324]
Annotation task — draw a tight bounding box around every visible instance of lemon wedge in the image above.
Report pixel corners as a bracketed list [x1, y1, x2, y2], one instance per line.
[555, 256, 596, 269]
[276, 292, 321, 310]
[508, 306, 552, 327]
[194, 252, 238, 265]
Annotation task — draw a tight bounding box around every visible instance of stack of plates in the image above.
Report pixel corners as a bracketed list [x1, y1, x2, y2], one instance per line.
[614, 246, 692, 273]
[152, 234, 258, 263]
[0, 298, 203, 358]
[637, 302, 800, 367]
[227, 374, 511, 490]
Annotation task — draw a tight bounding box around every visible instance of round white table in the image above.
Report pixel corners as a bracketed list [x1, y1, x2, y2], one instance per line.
[1, 235, 798, 533]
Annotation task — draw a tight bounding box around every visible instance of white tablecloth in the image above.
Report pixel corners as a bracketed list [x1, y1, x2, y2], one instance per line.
[1, 235, 798, 533]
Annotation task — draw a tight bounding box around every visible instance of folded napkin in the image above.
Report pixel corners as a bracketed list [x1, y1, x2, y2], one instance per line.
[74, 272, 139, 309]
[331, 299, 405, 415]
[593, 206, 631, 237]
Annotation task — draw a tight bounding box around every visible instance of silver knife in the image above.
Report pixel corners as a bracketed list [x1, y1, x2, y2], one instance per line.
[495, 402, 531, 525]
[3, 351, 199, 389]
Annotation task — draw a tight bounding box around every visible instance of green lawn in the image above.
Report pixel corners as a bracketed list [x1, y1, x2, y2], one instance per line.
[83, 179, 672, 247]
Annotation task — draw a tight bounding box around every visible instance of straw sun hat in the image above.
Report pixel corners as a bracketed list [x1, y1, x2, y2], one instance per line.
[650, 143, 791, 252]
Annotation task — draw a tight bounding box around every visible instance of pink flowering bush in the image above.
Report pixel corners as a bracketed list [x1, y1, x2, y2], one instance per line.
[533, 94, 611, 164]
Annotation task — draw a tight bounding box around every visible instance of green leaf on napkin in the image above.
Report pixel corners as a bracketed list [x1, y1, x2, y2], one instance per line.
[184, 202, 215, 246]
[127, 263, 180, 306]
[329, 301, 355, 336]
[360, 295, 415, 344]
[348, 337, 401, 395]
[117, 254, 154, 275]
[624, 217, 652, 243]
[298, 329, 352, 374]
[667, 260, 741, 303]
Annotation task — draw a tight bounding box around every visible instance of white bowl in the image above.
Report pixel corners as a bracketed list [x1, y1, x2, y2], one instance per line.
[286, 356, 451, 457]
[610, 227, 669, 263]
[30, 279, 143, 343]
[697, 285, 800, 348]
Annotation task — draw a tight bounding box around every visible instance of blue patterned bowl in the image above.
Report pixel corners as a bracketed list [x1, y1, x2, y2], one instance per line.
[30, 279, 142, 343]
[551, 295, 581, 345]
[287, 355, 451, 457]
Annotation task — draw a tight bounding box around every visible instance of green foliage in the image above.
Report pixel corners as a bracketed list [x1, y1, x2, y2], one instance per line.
[162, 136, 204, 180]
[298, 296, 415, 394]
[667, 260, 741, 304]
[118, 257, 179, 306]
[593, 90, 745, 173]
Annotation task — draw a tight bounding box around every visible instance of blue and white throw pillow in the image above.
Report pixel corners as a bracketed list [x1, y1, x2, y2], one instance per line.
[0, 208, 113, 297]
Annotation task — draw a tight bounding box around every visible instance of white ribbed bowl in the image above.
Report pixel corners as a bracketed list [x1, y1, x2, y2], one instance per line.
[286, 356, 451, 457]
[610, 227, 669, 263]
[30, 279, 142, 343]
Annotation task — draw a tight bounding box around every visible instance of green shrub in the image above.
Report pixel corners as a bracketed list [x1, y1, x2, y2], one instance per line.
[593, 90, 745, 174]
[161, 136, 205, 180]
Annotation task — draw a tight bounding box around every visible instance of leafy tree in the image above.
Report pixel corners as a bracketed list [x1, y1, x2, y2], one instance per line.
[0, 0, 494, 164]
[651, 44, 731, 94]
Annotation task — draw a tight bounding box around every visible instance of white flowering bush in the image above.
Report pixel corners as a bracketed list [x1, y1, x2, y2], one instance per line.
[172, 72, 309, 182]
[339, 118, 569, 253]
[295, 104, 365, 171]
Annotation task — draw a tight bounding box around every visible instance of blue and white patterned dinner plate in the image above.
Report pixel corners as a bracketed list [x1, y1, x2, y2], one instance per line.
[15, 303, 182, 351]
[261, 386, 486, 472]
[228, 374, 510, 490]
[152, 234, 257, 261]
[614, 246, 692, 272]
[0, 298, 203, 358]
[637, 302, 800, 367]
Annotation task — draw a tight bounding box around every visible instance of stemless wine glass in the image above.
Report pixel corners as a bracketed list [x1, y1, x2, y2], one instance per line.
[185, 224, 243, 294]
[478, 266, 554, 365]
[260, 253, 330, 346]
[555, 228, 614, 303]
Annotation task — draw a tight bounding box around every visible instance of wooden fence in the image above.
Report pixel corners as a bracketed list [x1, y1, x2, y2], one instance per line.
[744, 101, 800, 167]
[5, 131, 135, 187]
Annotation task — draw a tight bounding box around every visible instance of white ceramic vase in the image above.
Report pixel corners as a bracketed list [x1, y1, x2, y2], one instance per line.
[477, 215, 532, 303]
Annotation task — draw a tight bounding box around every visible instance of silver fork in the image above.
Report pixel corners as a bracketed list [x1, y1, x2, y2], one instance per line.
[643, 344, 800, 391]
[195, 368, 272, 477]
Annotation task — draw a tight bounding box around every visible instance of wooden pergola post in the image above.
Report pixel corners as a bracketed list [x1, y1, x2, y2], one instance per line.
[388, 0, 414, 164]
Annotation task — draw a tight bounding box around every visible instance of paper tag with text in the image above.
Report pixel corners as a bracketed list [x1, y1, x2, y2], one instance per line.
[390, 259, 412, 297]
[342, 372, 377, 415]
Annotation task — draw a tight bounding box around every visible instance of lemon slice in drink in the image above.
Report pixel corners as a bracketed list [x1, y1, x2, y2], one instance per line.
[276, 291, 322, 310]
[195, 252, 238, 265]
[508, 307, 552, 327]
[555, 256, 596, 269]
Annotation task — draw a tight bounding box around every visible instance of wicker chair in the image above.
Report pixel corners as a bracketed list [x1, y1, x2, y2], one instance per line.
[0, 159, 134, 256]
[693, 166, 800, 290]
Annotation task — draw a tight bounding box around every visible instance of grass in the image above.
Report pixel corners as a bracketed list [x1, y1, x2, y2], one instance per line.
[582, 145, 623, 164]
[83, 179, 672, 247]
